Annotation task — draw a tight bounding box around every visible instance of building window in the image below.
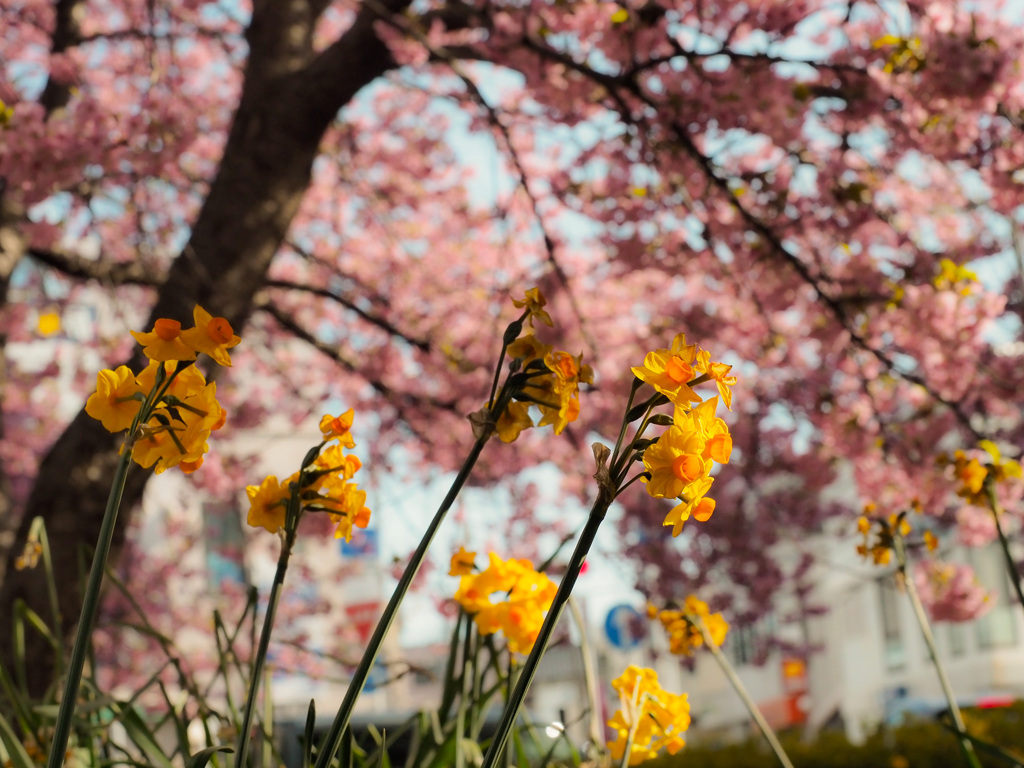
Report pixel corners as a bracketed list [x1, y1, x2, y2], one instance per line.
[878, 576, 905, 670]
[948, 622, 967, 657]
[969, 544, 1018, 649]
[727, 613, 775, 667]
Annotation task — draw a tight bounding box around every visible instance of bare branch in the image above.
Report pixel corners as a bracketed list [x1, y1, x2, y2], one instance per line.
[27, 248, 163, 287]
[518, 33, 981, 438]
[258, 300, 458, 414]
[263, 278, 431, 352]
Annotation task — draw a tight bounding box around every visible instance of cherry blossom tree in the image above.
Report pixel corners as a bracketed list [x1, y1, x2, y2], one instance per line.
[3, 0, 1024, 694]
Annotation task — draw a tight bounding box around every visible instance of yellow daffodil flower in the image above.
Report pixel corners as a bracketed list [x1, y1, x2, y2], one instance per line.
[631, 333, 702, 408]
[453, 553, 556, 654]
[130, 318, 197, 362]
[449, 546, 476, 576]
[85, 366, 143, 432]
[511, 287, 553, 328]
[695, 349, 738, 410]
[642, 425, 711, 500]
[246, 475, 289, 533]
[319, 409, 356, 448]
[606, 665, 690, 766]
[179, 305, 241, 366]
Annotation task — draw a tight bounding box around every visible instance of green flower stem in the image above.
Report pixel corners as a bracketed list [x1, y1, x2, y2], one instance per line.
[46, 442, 134, 768]
[480, 492, 610, 768]
[234, 519, 298, 768]
[895, 537, 982, 768]
[567, 596, 604, 752]
[617, 693, 644, 768]
[610, 377, 643, 464]
[313, 429, 494, 768]
[698, 619, 795, 768]
[984, 482, 1024, 613]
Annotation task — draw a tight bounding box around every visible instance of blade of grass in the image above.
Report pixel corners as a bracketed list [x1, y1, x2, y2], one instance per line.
[0, 709, 35, 768]
[186, 745, 235, 768]
[110, 703, 174, 768]
[303, 699, 316, 768]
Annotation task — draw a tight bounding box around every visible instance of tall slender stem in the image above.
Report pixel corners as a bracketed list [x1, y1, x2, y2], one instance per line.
[985, 483, 1024, 613]
[699, 620, 795, 768]
[47, 445, 134, 768]
[234, 526, 296, 767]
[567, 596, 604, 751]
[896, 538, 982, 768]
[313, 430, 493, 768]
[480, 495, 609, 768]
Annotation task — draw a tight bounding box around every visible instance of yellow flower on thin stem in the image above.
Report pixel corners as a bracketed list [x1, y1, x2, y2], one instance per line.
[495, 401, 533, 443]
[653, 597, 729, 657]
[695, 349, 738, 411]
[84, 366, 143, 432]
[663, 478, 715, 537]
[180, 305, 241, 366]
[631, 333, 702, 408]
[511, 287, 553, 328]
[642, 425, 710, 500]
[955, 452, 987, 496]
[314, 444, 362, 482]
[328, 483, 370, 541]
[449, 546, 476, 576]
[453, 552, 556, 654]
[131, 318, 197, 362]
[689, 397, 733, 464]
[506, 333, 551, 365]
[320, 409, 356, 448]
[606, 665, 690, 766]
[246, 475, 289, 533]
[132, 363, 226, 474]
[978, 440, 1023, 484]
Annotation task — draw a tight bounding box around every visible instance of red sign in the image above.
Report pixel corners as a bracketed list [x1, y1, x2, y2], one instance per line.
[345, 601, 380, 644]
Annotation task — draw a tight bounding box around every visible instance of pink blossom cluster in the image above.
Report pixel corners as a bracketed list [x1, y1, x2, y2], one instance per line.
[914, 560, 993, 623]
[5, 0, 1024, 673]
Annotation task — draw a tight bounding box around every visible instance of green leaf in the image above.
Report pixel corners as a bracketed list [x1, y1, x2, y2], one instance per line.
[115, 703, 175, 768]
[0, 709, 34, 768]
[938, 718, 1024, 767]
[340, 727, 354, 768]
[512, 727, 531, 768]
[425, 730, 458, 768]
[374, 730, 390, 768]
[158, 681, 192, 760]
[625, 401, 649, 423]
[301, 442, 325, 470]
[303, 699, 317, 768]
[0, 662, 36, 742]
[185, 745, 234, 768]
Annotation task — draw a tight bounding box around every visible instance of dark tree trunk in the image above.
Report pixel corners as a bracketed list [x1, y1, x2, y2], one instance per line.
[0, 0, 409, 700]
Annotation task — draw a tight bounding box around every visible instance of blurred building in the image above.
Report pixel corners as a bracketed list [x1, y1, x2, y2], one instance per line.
[596, 535, 1024, 746]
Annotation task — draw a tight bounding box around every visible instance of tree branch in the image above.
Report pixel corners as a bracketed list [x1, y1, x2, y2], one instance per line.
[518, 32, 981, 438]
[264, 278, 431, 352]
[27, 248, 163, 287]
[259, 300, 458, 414]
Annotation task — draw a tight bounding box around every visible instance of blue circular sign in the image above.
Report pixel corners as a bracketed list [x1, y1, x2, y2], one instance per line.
[604, 604, 647, 649]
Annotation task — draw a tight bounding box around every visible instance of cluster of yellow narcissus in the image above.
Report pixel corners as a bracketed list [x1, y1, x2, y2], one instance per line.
[606, 665, 690, 766]
[494, 288, 594, 442]
[85, 306, 238, 473]
[633, 333, 736, 536]
[651, 596, 729, 657]
[856, 505, 937, 566]
[937, 439, 1022, 506]
[450, 549, 557, 655]
[246, 409, 370, 541]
